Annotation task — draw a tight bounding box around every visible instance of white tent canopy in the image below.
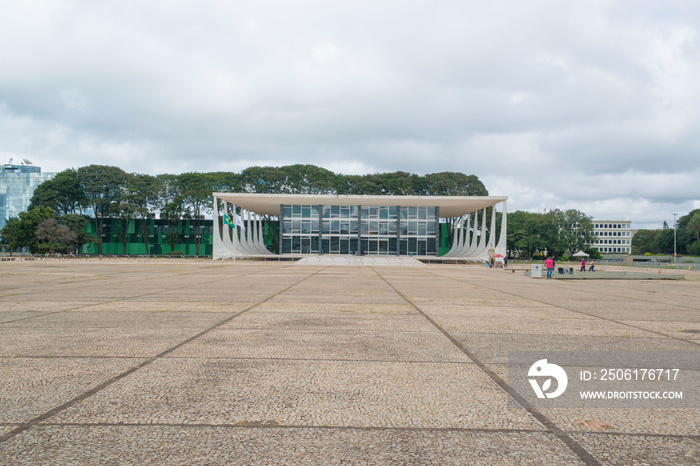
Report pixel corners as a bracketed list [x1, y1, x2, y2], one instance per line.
[572, 250, 590, 257]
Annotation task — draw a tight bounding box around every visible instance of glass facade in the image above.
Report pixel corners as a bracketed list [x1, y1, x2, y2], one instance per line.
[280, 204, 438, 255]
[0, 164, 56, 233]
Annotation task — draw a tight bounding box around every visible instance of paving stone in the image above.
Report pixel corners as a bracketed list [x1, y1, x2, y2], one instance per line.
[571, 433, 700, 465]
[571, 308, 700, 322]
[223, 311, 434, 332]
[167, 328, 469, 361]
[416, 303, 573, 318]
[0, 358, 143, 423]
[2, 310, 230, 329]
[83, 301, 256, 313]
[431, 315, 657, 338]
[0, 326, 218, 357]
[0, 312, 56, 324]
[256, 302, 416, 315]
[450, 333, 699, 364]
[620, 320, 700, 339]
[0, 427, 584, 465]
[0, 261, 698, 463]
[49, 359, 541, 430]
[267, 292, 407, 305]
[543, 408, 700, 437]
[0, 302, 95, 312]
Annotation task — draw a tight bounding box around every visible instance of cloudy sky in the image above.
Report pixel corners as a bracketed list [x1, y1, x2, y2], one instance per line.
[1, 0, 698, 228]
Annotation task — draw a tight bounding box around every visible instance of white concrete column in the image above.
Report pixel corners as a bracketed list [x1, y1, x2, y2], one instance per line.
[495, 200, 508, 257]
[236, 209, 254, 255]
[465, 210, 480, 257]
[455, 214, 471, 257]
[473, 208, 488, 258]
[444, 216, 463, 257]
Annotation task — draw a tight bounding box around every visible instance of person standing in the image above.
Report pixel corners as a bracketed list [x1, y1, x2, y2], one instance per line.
[545, 257, 554, 279]
[588, 260, 595, 272]
[580, 258, 586, 271]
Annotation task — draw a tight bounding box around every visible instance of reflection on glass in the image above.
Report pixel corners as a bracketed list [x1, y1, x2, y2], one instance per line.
[282, 203, 438, 255]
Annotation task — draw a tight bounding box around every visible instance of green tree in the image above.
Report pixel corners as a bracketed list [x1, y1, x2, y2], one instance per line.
[58, 214, 92, 254]
[128, 174, 161, 255]
[210, 172, 242, 193]
[536, 209, 566, 258]
[178, 172, 214, 256]
[241, 166, 287, 193]
[0, 218, 25, 253]
[0, 207, 56, 253]
[280, 164, 336, 194]
[632, 230, 661, 255]
[77, 165, 127, 254]
[114, 173, 142, 255]
[507, 211, 547, 259]
[658, 222, 674, 254]
[559, 209, 595, 258]
[28, 169, 87, 215]
[157, 174, 184, 254]
[360, 172, 422, 195]
[687, 213, 700, 253]
[161, 196, 184, 253]
[334, 174, 377, 195]
[36, 218, 78, 254]
[424, 172, 488, 196]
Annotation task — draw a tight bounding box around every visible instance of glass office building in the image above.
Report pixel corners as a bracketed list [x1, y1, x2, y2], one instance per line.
[280, 204, 438, 255]
[0, 164, 56, 233]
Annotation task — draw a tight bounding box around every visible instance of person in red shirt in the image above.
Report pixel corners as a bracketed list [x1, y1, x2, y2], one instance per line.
[580, 259, 586, 271]
[544, 257, 554, 279]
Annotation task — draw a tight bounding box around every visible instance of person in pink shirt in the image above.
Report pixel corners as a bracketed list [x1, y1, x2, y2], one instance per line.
[580, 259, 586, 271]
[544, 257, 554, 279]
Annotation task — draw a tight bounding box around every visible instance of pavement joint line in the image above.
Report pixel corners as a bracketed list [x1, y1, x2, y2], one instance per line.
[370, 267, 604, 466]
[0, 355, 478, 364]
[17, 422, 700, 440]
[403, 330, 671, 340]
[0, 326, 442, 335]
[29, 422, 547, 434]
[0, 265, 284, 326]
[567, 430, 700, 440]
[424, 270, 700, 349]
[0, 266, 326, 446]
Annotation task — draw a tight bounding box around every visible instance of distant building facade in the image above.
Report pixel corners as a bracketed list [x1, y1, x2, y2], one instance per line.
[0, 163, 56, 232]
[591, 220, 632, 254]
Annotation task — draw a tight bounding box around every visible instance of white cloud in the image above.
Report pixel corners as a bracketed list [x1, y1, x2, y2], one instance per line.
[0, 0, 699, 224]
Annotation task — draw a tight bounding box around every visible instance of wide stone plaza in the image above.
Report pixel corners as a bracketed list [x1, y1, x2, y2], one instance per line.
[0, 260, 698, 465]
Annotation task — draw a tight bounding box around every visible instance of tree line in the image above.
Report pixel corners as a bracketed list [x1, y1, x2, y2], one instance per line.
[507, 209, 597, 260]
[631, 211, 700, 256]
[1, 164, 487, 255]
[507, 208, 700, 259]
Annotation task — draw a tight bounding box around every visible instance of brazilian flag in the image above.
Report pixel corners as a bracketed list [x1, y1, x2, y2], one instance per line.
[223, 215, 235, 227]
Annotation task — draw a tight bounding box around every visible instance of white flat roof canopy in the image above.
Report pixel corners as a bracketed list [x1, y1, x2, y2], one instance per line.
[214, 193, 507, 217]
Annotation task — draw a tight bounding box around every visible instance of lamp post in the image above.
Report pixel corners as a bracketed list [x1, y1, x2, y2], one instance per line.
[673, 213, 677, 267]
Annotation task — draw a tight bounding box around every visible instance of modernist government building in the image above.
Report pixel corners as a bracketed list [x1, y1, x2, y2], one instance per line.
[212, 193, 508, 261]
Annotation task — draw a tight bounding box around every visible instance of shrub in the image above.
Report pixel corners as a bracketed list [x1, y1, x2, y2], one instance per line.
[686, 242, 700, 256]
